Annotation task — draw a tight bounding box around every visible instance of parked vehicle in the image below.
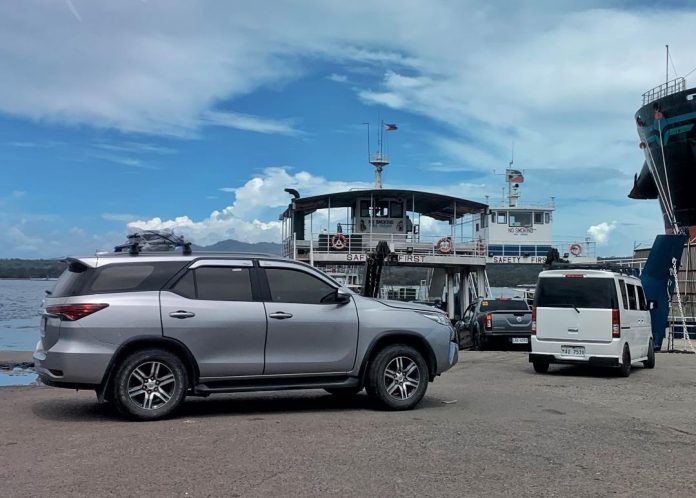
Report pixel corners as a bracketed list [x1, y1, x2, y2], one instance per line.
[456, 298, 532, 350]
[530, 269, 656, 376]
[34, 252, 458, 420]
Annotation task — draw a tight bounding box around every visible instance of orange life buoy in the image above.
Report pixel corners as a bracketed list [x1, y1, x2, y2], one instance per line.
[569, 243, 582, 257]
[331, 233, 347, 250]
[435, 237, 453, 254]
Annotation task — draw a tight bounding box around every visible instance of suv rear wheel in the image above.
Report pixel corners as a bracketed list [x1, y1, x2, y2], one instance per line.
[112, 349, 187, 421]
[366, 344, 428, 410]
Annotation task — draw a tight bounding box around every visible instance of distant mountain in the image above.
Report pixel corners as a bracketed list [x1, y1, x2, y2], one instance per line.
[192, 239, 282, 255]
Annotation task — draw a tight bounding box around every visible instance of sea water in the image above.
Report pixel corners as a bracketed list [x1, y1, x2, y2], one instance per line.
[0, 279, 49, 385]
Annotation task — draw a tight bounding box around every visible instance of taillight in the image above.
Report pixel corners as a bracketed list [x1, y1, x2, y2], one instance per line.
[46, 303, 109, 321]
[612, 308, 620, 338]
[485, 314, 492, 330]
[531, 306, 536, 335]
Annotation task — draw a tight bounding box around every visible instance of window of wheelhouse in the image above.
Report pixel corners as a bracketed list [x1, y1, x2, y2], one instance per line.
[496, 212, 507, 224]
[534, 212, 544, 225]
[509, 211, 532, 227]
[360, 199, 393, 218]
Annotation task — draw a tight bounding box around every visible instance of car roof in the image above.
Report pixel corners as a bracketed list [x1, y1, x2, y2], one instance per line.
[70, 251, 289, 268]
[539, 269, 641, 281]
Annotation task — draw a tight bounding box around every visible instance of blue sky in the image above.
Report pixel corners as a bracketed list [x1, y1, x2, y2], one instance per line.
[1, 0, 695, 258]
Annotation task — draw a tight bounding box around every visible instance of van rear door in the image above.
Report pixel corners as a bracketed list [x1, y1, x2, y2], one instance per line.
[535, 275, 618, 343]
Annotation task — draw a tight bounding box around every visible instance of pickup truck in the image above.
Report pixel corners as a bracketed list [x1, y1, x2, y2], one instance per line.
[456, 298, 532, 350]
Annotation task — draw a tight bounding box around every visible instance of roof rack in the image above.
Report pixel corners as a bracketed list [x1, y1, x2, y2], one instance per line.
[545, 262, 640, 277]
[114, 230, 192, 256]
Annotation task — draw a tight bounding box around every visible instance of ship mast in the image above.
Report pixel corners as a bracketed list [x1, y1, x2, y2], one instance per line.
[369, 120, 390, 188]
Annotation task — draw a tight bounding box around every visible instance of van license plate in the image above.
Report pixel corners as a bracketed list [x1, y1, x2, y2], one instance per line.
[511, 338, 528, 344]
[561, 346, 585, 357]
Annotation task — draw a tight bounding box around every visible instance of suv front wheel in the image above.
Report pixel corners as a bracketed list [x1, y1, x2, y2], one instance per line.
[112, 349, 187, 421]
[366, 344, 429, 410]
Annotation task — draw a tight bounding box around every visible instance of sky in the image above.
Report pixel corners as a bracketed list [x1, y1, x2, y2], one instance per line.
[2, 0, 696, 258]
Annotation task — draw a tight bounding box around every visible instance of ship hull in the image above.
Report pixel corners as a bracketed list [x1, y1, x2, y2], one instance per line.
[631, 87, 696, 235]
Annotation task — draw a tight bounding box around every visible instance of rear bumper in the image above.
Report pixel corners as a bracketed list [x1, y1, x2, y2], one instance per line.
[529, 353, 619, 367]
[530, 336, 623, 366]
[34, 336, 114, 387]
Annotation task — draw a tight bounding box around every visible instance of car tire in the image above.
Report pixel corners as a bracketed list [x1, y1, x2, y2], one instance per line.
[643, 339, 656, 369]
[112, 349, 187, 421]
[365, 344, 428, 411]
[532, 360, 549, 374]
[618, 344, 632, 378]
[325, 387, 363, 396]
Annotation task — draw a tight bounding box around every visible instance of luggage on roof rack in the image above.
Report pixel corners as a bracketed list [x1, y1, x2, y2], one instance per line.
[114, 230, 192, 255]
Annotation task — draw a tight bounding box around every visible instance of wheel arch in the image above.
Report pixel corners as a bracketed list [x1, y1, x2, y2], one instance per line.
[359, 332, 437, 382]
[97, 336, 199, 401]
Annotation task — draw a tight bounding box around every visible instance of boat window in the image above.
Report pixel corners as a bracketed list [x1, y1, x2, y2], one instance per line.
[497, 212, 507, 224]
[534, 212, 544, 224]
[480, 213, 488, 228]
[626, 283, 638, 310]
[360, 200, 370, 217]
[390, 201, 404, 218]
[491, 212, 496, 223]
[509, 211, 532, 227]
[618, 279, 629, 310]
[545, 212, 551, 224]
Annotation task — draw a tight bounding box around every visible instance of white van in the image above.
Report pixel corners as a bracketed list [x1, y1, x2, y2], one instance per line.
[530, 269, 655, 377]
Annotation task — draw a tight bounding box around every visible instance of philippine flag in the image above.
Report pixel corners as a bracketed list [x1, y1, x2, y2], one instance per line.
[507, 169, 524, 183]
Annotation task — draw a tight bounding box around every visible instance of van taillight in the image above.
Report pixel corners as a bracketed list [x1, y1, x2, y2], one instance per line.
[46, 303, 109, 321]
[612, 308, 620, 338]
[485, 314, 492, 330]
[531, 306, 536, 335]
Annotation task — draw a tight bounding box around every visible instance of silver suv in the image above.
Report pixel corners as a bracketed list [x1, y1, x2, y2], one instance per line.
[35, 252, 458, 420]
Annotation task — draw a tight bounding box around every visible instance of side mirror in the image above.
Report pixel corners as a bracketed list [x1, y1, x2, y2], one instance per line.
[336, 289, 352, 305]
[648, 299, 658, 311]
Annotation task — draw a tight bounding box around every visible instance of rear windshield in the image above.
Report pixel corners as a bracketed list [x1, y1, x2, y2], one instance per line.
[479, 300, 529, 311]
[535, 277, 618, 309]
[51, 261, 187, 297]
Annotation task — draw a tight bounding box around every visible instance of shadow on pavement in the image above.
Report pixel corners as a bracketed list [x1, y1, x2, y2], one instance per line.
[543, 364, 649, 379]
[31, 391, 446, 422]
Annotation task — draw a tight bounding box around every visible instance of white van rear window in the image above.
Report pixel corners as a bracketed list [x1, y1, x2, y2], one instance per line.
[535, 277, 618, 309]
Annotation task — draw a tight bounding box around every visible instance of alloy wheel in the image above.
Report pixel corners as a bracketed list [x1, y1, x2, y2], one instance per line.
[384, 356, 420, 400]
[127, 361, 177, 410]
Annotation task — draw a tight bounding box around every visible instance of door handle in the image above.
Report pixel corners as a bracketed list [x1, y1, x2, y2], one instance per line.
[567, 327, 579, 332]
[269, 312, 293, 320]
[169, 310, 196, 319]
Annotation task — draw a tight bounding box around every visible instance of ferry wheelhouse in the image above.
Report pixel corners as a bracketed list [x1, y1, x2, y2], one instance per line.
[280, 188, 490, 320]
[475, 168, 597, 264]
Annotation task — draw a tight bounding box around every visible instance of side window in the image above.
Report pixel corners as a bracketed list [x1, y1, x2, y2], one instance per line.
[265, 268, 336, 304]
[626, 283, 638, 310]
[636, 285, 648, 311]
[534, 212, 544, 224]
[172, 270, 196, 299]
[618, 280, 629, 310]
[195, 267, 253, 301]
[497, 212, 507, 224]
[90, 264, 154, 292]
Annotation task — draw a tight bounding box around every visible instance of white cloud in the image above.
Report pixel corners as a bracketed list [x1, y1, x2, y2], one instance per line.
[201, 111, 300, 136]
[102, 213, 140, 223]
[587, 221, 617, 245]
[327, 73, 348, 83]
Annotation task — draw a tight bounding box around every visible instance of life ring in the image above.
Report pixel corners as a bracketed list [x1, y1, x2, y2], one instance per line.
[435, 237, 453, 254]
[331, 233, 347, 250]
[569, 243, 582, 257]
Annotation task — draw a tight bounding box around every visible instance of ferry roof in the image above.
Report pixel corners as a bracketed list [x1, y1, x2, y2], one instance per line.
[282, 189, 487, 221]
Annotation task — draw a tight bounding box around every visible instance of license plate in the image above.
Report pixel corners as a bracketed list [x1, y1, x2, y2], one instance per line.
[511, 337, 529, 344]
[561, 345, 585, 357]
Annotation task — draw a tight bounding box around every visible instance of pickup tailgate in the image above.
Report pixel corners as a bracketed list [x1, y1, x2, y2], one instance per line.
[489, 311, 532, 333]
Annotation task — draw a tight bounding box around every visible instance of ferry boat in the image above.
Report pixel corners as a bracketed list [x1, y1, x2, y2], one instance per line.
[475, 165, 597, 265]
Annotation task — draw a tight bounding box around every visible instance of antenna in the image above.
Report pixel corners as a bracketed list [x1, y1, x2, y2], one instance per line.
[369, 119, 390, 188]
[666, 44, 669, 85]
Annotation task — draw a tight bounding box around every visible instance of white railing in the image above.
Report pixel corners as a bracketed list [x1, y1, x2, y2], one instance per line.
[486, 240, 598, 259]
[283, 232, 488, 258]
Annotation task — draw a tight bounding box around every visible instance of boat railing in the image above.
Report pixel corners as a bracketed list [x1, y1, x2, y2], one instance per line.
[642, 77, 686, 105]
[283, 232, 488, 258]
[487, 240, 598, 259]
